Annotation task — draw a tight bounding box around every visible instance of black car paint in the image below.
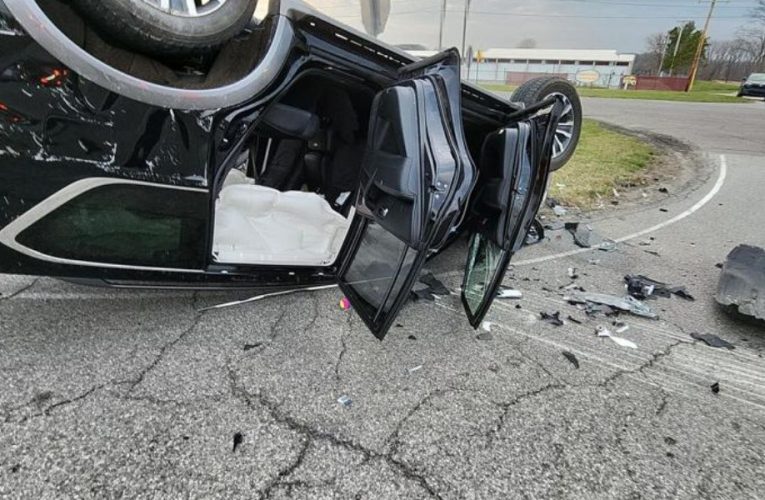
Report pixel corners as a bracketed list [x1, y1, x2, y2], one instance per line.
[0, 1, 525, 292]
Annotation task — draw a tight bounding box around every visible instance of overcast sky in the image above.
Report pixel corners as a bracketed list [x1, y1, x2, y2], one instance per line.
[305, 0, 760, 53]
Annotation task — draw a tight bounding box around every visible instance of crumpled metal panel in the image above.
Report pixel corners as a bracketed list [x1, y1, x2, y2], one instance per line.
[716, 245, 765, 321]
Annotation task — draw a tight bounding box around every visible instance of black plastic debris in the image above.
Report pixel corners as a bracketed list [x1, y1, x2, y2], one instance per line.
[408, 334, 417, 341]
[411, 284, 436, 301]
[565, 222, 600, 248]
[716, 245, 765, 321]
[243, 342, 263, 351]
[524, 219, 546, 246]
[711, 382, 720, 395]
[567, 292, 657, 319]
[624, 275, 695, 301]
[420, 272, 450, 296]
[659, 208, 668, 213]
[562, 351, 580, 369]
[659, 187, 669, 194]
[664, 436, 677, 445]
[691, 332, 735, 350]
[232, 432, 244, 452]
[541, 311, 564, 326]
[567, 315, 583, 324]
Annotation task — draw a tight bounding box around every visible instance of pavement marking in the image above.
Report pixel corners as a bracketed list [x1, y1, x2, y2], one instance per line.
[513, 154, 729, 266]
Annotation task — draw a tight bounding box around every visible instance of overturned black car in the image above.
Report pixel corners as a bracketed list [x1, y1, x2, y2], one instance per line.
[0, 0, 582, 338]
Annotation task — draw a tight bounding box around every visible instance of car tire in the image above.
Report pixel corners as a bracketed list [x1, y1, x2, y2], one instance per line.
[512, 77, 582, 171]
[69, 0, 259, 57]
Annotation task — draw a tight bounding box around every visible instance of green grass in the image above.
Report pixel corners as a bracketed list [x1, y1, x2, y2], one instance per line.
[479, 80, 748, 103]
[549, 119, 656, 208]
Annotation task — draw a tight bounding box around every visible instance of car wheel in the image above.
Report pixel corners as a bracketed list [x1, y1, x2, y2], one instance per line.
[69, 0, 259, 57]
[512, 76, 582, 171]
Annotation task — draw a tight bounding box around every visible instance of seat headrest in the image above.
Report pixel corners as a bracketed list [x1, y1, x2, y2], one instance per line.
[261, 103, 320, 140]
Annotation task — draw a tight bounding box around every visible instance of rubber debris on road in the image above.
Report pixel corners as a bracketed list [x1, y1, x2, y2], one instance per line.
[691, 332, 735, 350]
[562, 351, 580, 369]
[624, 275, 695, 301]
[232, 432, 244, 452]
[716, 244, 765, 321]
[711, 382, 721, 394]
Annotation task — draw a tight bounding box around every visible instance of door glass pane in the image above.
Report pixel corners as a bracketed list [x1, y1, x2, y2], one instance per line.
[343, 221, 415, 320]
[16, 184, 207, 268]
[463, 232, 505, 316]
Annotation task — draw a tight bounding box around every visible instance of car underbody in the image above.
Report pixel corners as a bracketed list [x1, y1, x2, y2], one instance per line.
[0, 0, 578, 337]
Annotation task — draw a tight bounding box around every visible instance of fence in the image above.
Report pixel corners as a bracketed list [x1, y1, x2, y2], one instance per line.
[634, 76, 689, 91]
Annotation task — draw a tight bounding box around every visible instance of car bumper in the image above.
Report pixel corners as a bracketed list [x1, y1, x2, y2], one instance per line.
[741, 86, 765, 98]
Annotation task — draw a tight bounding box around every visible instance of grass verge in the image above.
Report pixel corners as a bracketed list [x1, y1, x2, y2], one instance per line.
[480, 80, 749, 104]
[549, 119, 656, 209]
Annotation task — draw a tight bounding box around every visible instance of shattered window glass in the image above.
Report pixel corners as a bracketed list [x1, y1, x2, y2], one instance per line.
[463, 233, 504, 315]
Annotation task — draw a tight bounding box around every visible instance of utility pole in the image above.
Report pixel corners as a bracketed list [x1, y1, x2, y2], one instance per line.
[686, 0, 717, 92]
[438, 0, 447, 50]
[461, 0, 472, 61]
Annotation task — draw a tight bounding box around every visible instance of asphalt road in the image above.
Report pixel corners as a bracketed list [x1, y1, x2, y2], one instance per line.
[2, 98, 765, 498]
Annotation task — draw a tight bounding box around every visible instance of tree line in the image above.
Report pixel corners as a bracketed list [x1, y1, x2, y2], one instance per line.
[634, 0, 765, 81]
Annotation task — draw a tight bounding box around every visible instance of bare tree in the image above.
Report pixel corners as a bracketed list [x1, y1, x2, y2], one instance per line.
[738, 0, 765, 71]
[635, 32, 669, 75]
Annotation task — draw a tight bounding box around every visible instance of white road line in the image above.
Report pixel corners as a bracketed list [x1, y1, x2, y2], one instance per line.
[513, 154, 729, 266]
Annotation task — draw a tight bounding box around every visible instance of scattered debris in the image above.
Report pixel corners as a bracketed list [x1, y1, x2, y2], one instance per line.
[562, 351, 580, 369]
[596, 325, 612, 337]
[540, 311, 564, 326]
[612, 188, 620, 198]
[565, 222, 600, 248]
[659, 208, 668, 213]
[560, 282, 585, 292]
[515, 304, 522, 310]
[566, 292, 657, 319]
[610, 336, 638, 349]
[588, 259, 601, 265]
[658, 187, 669, 194]
[339, 297, 352, 310]
[599, 239, 617, 252]
[232, 432, 244, 452]
[711, 382, 720, 395]
[420, 272, 450, 296]
[243, 342, 264, 351]
[596, 325, 637, 348]
[644, 250, 661, 257]
[408, 365, 423, 374]
[568, 267, 579, 279]
[691, 332, 735, 350]
[613, 321, 630, 334]
[664, 436, 677, 445]
[337, 395, 353, 408]
[476, 331, 494, 341]
[544, 221, 566, 231]
[525, 219, 546, 246]
[408, 334, 417, 341]
[481, 321, 493, 332]
[716, 245, 765, 321]
[497, 287, 523, 299]
[411, 284, 436, 301]
[624, 275, 695, 301]
[553, 205, 568, 216]
[715, 262, 723, 269]
[567, 315, 583, 324]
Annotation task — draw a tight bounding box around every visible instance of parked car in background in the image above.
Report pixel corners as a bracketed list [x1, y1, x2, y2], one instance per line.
[738, 73, 765, 99]
[0, 0, 582, 339]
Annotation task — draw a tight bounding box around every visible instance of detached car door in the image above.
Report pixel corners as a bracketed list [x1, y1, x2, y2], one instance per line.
[461, 99, 564, 327]
[337, 49, 475, 339]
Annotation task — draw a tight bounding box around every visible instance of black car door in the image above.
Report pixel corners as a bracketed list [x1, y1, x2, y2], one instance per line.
[337, 49, 475, 339]
[461, 99, 564, 327]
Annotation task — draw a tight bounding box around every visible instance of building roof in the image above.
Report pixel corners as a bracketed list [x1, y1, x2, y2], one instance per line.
[407, 48, 635, 63]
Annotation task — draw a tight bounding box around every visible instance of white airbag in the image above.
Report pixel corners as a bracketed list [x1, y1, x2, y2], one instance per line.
[213, 184, 351, 266]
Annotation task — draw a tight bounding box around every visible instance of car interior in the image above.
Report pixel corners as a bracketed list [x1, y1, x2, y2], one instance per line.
[212, 72, 375, 267]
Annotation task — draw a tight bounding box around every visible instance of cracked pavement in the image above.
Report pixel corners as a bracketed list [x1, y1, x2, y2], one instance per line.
[2, 99, 765, 498]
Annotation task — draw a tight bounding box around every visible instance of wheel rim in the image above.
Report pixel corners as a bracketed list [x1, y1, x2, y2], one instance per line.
[549, 92, 575, 160]
[140, 0, 228, 17]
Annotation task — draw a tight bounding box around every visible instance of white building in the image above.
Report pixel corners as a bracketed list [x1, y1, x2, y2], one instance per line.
[408, 48, 636, 89]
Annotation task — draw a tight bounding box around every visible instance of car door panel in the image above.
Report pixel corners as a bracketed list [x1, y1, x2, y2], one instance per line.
[338, 49, 473, 339]
[461, 99, 564, 327]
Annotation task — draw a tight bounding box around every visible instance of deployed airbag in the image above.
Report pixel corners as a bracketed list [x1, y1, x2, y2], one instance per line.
[213, 184, 351, 266]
